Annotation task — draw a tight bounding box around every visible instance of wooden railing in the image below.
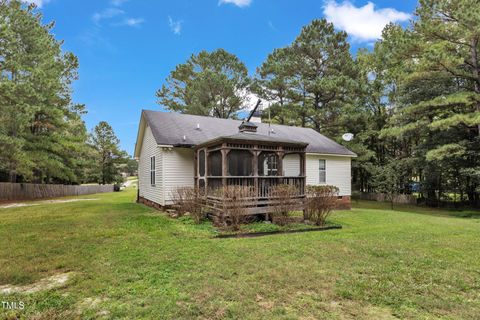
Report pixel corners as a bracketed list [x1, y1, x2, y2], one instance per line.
[205, 176, 305, 199]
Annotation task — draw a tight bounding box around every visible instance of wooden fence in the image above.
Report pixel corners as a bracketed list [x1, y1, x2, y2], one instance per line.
[0, 183, 114, 201]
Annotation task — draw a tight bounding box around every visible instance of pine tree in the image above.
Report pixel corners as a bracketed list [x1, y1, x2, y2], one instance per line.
[156, 49, 251, 119]
[0, 0, 86, 183]
[90, 122, 127, 185]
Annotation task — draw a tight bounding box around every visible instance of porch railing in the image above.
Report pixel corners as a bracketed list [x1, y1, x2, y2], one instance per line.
[205, 176, 305, 199]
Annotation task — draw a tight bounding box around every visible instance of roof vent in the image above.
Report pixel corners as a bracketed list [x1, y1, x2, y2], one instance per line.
[196, 123, 200, 130]
[239, 121, 257, 133]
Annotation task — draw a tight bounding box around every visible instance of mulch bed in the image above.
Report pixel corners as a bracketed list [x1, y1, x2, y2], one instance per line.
[215, 225, 342, 238]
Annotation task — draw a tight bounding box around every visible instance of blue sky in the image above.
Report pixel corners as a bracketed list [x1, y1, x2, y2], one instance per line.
[28, 0, 417, 155]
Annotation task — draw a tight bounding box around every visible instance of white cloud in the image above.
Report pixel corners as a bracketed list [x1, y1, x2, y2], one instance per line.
[323, 1, 410, 41]
[23, 0, 49, 7]
[123, 18, 145, 27]
[168, 16, 183, 35]
[219, 0, 252, 8]
[92, 8, 124, 25]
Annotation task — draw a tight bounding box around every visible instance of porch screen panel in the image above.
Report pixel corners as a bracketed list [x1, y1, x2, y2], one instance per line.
[259, 152, 279, 176]
[199, 150, 205, 176]
[208, 151, 222, 176]
[227, 150, 253, 176]
[283, 153, 301, 176]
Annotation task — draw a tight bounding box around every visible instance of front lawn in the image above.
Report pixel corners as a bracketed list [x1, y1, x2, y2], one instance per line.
[1, 188, 479, 319]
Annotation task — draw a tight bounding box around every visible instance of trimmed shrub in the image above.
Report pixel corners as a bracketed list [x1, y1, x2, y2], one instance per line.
[305, 185, 339, 226]
[217, 185, 256, 230]
[170, 187, 205, 223]
[269, 184, 300, 226]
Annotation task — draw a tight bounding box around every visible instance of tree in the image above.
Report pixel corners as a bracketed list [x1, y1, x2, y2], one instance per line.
[90, 122, 127, 185]
[156, 49, 251, 119]
[377, 0, 480, 206]
[253, 48, 297, 125]
[0, 0, 87, 183]
[123, 158, 138, 177]
[372, 164, 400, 210]
[255, 19, 359, 139]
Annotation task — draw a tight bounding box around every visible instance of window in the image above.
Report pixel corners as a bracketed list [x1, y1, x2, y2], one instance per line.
[228, 150, 253, 176]
[150, 156, 156, 186]
[319, 159, 326, 183]
[259, 152, 279, 176]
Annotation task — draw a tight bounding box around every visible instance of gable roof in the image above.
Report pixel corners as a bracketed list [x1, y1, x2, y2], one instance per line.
[135, 110, 356, 157]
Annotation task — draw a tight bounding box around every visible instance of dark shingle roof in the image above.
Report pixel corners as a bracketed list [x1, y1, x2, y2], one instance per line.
[142, 110, 356, 156]
[197, 132, 309, 148]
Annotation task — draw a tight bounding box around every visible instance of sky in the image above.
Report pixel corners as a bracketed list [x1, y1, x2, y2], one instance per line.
[26, 0, 418, 155]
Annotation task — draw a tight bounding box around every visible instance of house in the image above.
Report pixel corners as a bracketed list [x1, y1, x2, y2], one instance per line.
[134, 110, 356, 214]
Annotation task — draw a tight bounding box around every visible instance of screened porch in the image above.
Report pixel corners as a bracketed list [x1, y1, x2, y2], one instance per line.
[193, 123, 308, 215]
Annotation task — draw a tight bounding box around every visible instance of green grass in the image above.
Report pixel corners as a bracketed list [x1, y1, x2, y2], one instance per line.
[1, 189, 479, 319]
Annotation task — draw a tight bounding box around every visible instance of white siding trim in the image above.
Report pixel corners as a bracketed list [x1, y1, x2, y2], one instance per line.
[306, 154, 351, 196]
[138, 125, 163, 205]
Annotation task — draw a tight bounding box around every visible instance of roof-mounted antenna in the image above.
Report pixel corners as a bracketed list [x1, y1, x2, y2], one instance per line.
[246, 99, 262, 122]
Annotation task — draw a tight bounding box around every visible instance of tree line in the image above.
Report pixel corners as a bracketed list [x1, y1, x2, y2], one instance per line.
[157, 0, 479, 207]
[0, 1, 135, 185]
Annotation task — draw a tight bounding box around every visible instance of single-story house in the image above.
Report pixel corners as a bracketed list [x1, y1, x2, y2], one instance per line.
[134, 110, 356, 213]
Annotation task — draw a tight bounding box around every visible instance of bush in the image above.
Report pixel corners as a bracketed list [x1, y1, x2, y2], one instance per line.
[269, 184, 300, 226]
[218, 185, 256, 231]
[170, 187, 205, 223]
[305, 185, 339, 226]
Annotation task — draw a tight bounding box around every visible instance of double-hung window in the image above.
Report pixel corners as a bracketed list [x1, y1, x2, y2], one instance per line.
[319, 159, 326, 184]
[150, 156, 156, 186]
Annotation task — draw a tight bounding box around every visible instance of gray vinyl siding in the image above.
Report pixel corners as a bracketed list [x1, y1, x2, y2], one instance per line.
[305, 154, 351, 196]
[138, 126, 163, 205]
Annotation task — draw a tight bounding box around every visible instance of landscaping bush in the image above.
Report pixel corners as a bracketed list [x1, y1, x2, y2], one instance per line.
[269, 184, 300, 226]
[305, 185, 339, 226]
[170, 187, 205, 223]
[218, 185, 256, 231]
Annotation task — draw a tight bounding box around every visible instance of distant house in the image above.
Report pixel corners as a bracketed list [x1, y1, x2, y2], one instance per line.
[134, 110, 356, 213]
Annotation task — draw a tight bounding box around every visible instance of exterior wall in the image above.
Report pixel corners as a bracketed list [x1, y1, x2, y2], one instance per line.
[305, 154, 352, 196]
[138, 126, 163, 205]
[162, 147, 195, 205]
[283, 154, 301, 176]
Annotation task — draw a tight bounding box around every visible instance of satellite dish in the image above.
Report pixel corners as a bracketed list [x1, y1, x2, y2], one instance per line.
[342, 133, 354, 141]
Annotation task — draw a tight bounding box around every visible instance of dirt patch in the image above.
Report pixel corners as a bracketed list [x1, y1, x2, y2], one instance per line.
[76, 297, 110, 317]
[256, 294, 275, 310]
[0, 198, 98, 209]
[0, 272, 75, 294]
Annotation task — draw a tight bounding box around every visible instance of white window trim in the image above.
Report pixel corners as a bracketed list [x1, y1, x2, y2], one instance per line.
[150, 156, 156, 186]
[319, 159, 326, 184]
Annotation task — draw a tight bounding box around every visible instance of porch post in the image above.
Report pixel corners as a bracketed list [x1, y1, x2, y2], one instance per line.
[221, 143, 228, 189]
[194, 149, 198, 188]
[252, 147, 259, 196]
[277, 147, 285, 188]
[300, 152, 306, 195]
